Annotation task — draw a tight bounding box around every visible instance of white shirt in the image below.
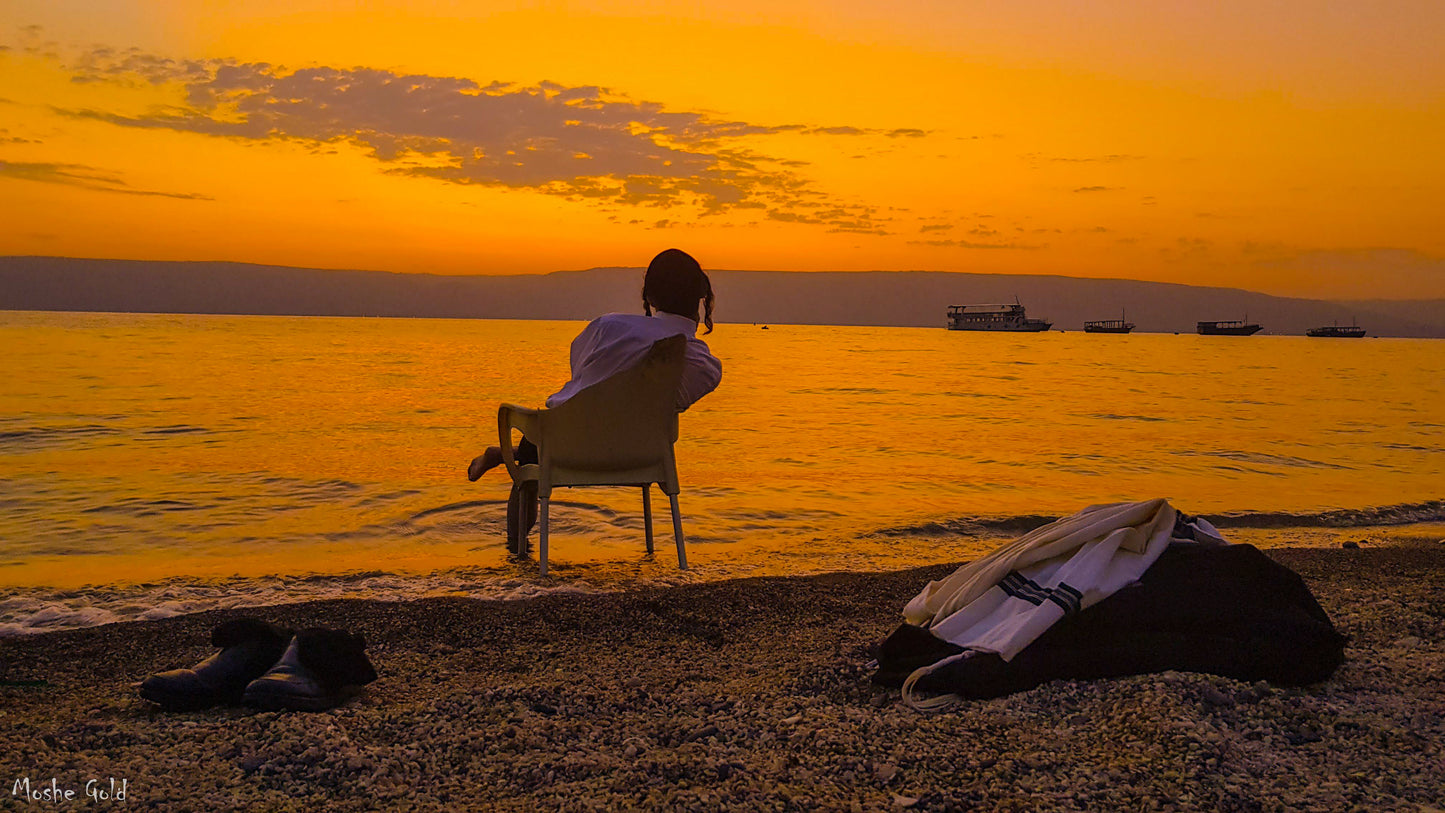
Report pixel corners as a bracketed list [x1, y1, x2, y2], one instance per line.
[545, 312, 723, 411]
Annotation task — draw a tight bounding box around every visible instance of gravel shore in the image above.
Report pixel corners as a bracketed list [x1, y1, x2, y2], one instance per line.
[2, 545, 1441, 811]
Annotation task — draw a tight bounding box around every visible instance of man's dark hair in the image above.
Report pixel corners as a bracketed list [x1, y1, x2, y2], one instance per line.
[643, 248, 714, 333]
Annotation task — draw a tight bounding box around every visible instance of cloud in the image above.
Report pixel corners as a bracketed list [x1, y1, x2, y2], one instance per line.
[767, 210, 827, 224]
[10, 25, 60, 60]
[908, 238, 1039, 250]
[1050, 154, 1142, 163]
[0, 159, 214, 199]
[50, 46, 923, 228]
[768, 205, 890, 234]
[826, 223, 890, 236]
[0, 127, 39, 144]
[1158, 237, 1213, 261]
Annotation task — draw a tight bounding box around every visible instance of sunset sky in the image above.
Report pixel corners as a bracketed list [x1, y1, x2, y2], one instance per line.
[2, 1, 1442, 299]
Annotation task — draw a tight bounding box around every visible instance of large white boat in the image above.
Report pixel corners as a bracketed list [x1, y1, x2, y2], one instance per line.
[947, 303, 1052, 332]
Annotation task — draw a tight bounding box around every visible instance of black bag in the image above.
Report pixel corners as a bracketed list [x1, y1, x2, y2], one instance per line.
[874, 544, 1345, 698]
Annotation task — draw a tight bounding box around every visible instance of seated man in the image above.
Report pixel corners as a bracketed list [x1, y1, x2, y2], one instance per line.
[468, 248, 723, 545]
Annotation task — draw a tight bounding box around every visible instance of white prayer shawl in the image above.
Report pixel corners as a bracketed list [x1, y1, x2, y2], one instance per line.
[902, 498, 1180, 711]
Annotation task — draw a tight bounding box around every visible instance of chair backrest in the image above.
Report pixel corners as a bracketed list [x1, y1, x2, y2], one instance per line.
[538, 334, 687, 474]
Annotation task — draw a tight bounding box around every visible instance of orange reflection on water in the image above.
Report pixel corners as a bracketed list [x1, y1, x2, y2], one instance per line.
[1, 311, 1441, 591]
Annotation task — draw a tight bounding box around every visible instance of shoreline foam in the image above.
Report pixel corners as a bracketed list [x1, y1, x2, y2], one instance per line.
[3, 520, 1442, 638]
[3, 521, 1441, 638]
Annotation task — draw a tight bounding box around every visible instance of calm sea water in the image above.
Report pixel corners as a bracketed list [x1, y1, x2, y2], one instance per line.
[2, 310, 1442, 635]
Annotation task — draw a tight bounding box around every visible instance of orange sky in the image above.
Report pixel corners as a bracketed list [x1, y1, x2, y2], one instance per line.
[2, 1, 1442, 299]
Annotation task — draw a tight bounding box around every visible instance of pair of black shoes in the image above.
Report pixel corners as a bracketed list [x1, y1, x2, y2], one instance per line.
[139, 618, 377, 712]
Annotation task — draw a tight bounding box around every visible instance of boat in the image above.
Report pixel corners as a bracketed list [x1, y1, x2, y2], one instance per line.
[1306, 321, 1366, 338]
[947, 302, 1052, 332]
[1084, 319, 1134, 334]
[1197, 319, 1262, 336]
[1084, 310, 1135, 334]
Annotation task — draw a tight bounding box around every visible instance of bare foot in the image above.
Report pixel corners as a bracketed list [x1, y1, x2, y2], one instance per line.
[467, 446, 504, 481]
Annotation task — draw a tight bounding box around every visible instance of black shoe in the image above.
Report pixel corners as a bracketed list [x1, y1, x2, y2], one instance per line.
[242, 628, 377, 712]
[139, 618, 293, 711]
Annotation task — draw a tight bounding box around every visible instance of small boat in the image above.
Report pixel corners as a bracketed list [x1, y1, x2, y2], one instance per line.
[1084, 310, 1135, 334]
[1306, 321, 1366, 338]
[946, 301, 1051, 332]
[1197, 319, 1262, 336]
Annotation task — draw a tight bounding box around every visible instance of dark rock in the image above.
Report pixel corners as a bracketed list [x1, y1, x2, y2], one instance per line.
[1285, 730, 1324, 746]
[685, 725, 719, 743]
[1202, 686, 1236, 707]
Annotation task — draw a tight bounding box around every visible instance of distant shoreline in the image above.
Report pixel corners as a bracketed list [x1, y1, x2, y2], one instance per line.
[5, 256, 1443, 337]
[4, 308, 1443, 341]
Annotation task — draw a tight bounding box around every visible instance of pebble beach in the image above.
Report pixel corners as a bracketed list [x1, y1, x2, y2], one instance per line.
[2, 544, 1441, 811]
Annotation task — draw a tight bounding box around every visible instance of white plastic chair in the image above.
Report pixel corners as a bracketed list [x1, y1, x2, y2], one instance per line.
[498, 335, 690, 576]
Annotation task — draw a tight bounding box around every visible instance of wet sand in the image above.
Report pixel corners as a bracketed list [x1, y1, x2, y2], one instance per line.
[1, 545, 1441, 811]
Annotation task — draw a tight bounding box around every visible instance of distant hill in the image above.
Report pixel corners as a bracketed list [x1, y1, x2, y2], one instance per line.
[2, 256, 1441, 337]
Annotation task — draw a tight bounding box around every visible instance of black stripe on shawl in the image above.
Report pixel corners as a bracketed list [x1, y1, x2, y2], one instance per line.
[999, 572, 1084, 615]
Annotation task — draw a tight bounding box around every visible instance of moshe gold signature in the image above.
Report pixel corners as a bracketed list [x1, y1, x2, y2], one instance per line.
[11, 777, 128, 803]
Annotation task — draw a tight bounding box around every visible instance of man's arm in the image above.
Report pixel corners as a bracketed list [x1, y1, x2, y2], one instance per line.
[567, 318, 608, 376]
[545, 317, 611, 408]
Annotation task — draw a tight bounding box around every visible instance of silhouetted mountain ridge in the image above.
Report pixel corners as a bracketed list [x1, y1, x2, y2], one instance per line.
[1, 256, 1440, 337]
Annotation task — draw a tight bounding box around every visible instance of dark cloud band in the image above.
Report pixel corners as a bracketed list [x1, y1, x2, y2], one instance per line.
[55, 47, 917, 227]
[0, 159, 213, 199]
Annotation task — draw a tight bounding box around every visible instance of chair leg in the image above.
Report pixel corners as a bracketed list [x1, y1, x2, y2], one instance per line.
[539, 495, 550, 577]
[642, 484, 654, 554]
[669, 493, 687, 570]
[507, 481, 533, 555]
